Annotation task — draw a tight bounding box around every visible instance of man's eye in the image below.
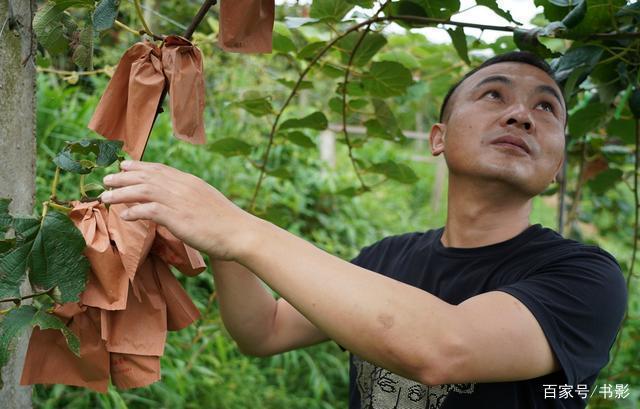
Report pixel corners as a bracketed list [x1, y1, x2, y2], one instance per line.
[537, 101, 554, 112]
[484, 90, 501, 100]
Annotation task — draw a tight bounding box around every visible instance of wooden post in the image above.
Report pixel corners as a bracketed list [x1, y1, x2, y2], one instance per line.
[0, 0, 37, 406]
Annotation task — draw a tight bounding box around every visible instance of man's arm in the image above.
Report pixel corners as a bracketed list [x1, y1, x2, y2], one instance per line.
[234, 220, 559, 386]
[212, 259, 329, 356]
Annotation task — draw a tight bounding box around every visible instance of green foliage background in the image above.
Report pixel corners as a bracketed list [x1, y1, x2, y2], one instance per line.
[0, 0, 638, 407]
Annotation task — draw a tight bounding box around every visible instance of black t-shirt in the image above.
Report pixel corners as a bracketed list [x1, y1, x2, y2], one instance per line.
[347, 224, 627, 409]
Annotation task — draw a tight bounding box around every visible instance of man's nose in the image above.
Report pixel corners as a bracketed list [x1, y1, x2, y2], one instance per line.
[502, 104, 534, 132]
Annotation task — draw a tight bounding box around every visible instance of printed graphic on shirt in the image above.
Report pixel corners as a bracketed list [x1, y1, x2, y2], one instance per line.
[353, 355, 475, 409]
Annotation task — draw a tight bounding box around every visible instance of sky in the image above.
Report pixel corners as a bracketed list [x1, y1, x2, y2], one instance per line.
[274, 0, 542, 44]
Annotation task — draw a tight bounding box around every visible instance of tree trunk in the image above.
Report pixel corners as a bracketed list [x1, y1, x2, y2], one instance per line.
[0, 0, 37, 407]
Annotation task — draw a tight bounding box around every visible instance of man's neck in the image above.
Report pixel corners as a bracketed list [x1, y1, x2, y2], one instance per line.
[441, 176, 533, 248]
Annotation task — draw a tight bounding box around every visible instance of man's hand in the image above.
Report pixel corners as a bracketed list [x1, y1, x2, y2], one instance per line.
[100, 160, 260, 261]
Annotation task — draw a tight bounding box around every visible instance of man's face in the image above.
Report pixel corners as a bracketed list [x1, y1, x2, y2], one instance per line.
[431, 62, 566, 197]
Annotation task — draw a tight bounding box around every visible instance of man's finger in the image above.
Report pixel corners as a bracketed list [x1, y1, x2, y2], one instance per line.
[100, 184, 160, 204]
[103, 171, 148, 188]
[120, 202, 169, 223]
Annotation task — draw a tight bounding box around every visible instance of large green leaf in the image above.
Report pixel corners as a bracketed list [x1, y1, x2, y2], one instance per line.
[337, 32, 387, 67]
[309, 0, 353, 22]
[446, 26, 469, 65]
[0, 212, 88, 302]
[0, 306, 37, 387]
[272, 22, 297, 54]
[93, 0, 120, 31]
[210, 138, 253, 157]
[280, 112, 328, 131]
[551, 45, 603, 82]
[362, 61, 413, 98]
[568, 100, 609, 139]
[0, 305, 81, 387]
[365, 99, 405, 142]
[34, 3, 71, 56]
[367, 161, 418, 184]
[587, 169, 623, 194]
[54, 139, 123, 173]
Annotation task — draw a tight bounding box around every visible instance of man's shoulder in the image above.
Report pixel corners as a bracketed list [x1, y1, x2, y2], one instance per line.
[350, 228, 442, 265]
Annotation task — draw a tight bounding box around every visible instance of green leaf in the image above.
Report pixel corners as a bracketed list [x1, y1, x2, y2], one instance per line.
[561, 0, 586, 28]
[551, 45, 603, 82]
[32, 308, 80, 356]
[0, 306, 38, 387]
[476, 0, 518, 23]
[0, 238, 15, 255]
[55, 139, 123, 173]
[0, 218, 39, 300]
[209, 138, 253, 157]
[367, 161, 418, 184]
[54, 151, 89, 174]
[0, 198, 12, 235]
[513, 28, 559, 58]
[93, 0, 119, 31]
[309, 0, 353, 22]
[568, 101, 608, 139]
[446, 26, 469, 65]
[28, 212, 89, 302]
[320, 63, 345, 78]
[329, 97, 345, 114]
[365, 99, 405, 142]
[72, 22, 94, 69]
[234, 92, 274, 116]
[280, 112, 328, 131]
[272, 32, 296, 54]
[337, 32, 387, 67]
[298, 41, 327, 60]
[362, 61, 413, 98]
[587, 169, 623, 194]
[281, 131, 316, 148]
[34, 3, 71, 56]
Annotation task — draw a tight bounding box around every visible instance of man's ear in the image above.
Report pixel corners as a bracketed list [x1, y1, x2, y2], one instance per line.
[430, 123, 446, 156]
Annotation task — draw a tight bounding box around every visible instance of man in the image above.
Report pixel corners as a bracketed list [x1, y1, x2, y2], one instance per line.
[100, 51, 627, 408]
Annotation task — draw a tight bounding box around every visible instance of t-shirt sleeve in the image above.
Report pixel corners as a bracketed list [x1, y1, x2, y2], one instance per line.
[497, 247, 627, 385]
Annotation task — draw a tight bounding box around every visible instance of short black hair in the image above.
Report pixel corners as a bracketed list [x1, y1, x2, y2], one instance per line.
[438, 51, 566, 123]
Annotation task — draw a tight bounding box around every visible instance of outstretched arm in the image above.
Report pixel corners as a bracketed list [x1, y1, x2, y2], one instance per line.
[102, 160, 558, 385]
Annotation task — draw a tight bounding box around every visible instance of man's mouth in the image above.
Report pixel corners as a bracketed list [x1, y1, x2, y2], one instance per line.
[490, 135, 531, 155]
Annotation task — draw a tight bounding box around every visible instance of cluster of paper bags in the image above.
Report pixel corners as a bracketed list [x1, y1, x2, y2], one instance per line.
[20, 201, 207, 392]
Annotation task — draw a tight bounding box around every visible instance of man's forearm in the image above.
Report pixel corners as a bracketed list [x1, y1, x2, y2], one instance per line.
[236, 220, 461, 385]
[211, 259, 277, 355]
